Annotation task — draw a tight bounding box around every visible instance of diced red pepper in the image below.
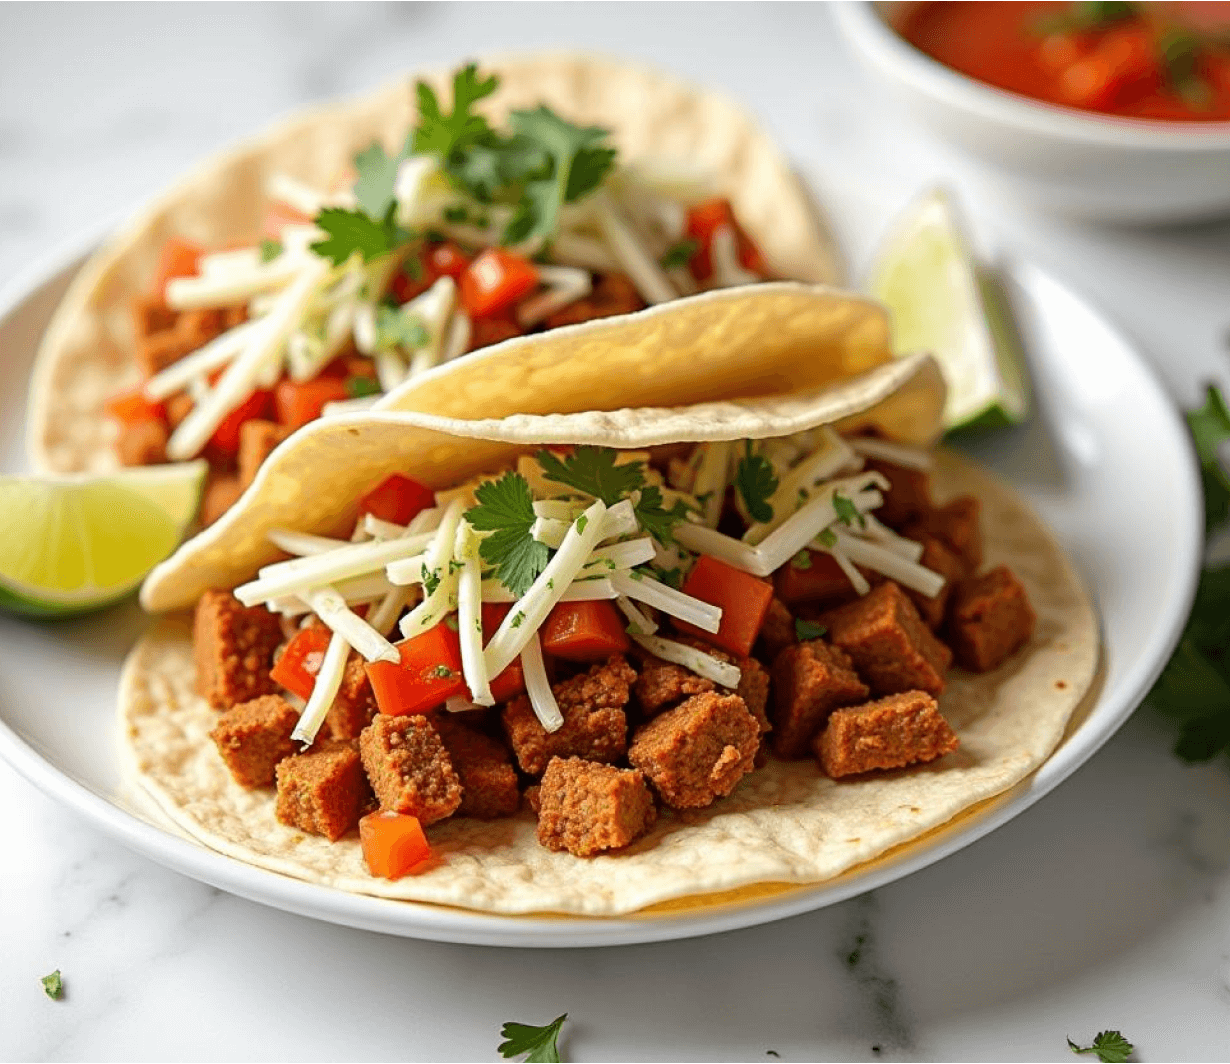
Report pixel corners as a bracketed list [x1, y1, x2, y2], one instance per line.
[365, 622, 467, 716]
[105, 386, 166, 427]
[459, 249, 539, 319]
[773, 551, 855, 608]
[205, 388, 274, 463]
[270, 625, 333, 701]
[152, 237, 205, 298]
[359, 811, 431, 879]
[274, 377, 352, 431]
[540, 600, 631, 662]
[684, 197, 767, 282]
[675, 554, 774, 657]
[358, 474, 436, 527]
[426, 241, 471, 280]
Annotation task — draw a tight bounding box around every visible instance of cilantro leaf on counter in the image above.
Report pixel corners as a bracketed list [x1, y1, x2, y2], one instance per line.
[661, 238, 699, 269]
[634, 485, 690, 546]
[1186, 383, 1230, 534]
[310, 205, 413, 266]
[537, 446, 645, 506]
[41, 970, 63, 1000]
[1067, 1030, 1134, 1063]
[795, 619, 826, 642]
[465, 472, 548, 596]
[499, 1013, 568, 1063]
[735, 444, 778, 524]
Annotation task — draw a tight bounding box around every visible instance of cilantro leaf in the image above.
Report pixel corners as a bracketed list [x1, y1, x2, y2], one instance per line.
[375, 304, 429, 351]
[791, 550, 813, 569]
[259, 238, 282, 263]
[353, 140, 412, 220]
[465, 472, 549, 596]
[735, 445, 778, 524]
[345, 376, 382, 399]
[795, 618, 827, 642]
[661, 238, 699, 270]
[833, 491, 865, 529]
[41, 970, 63, 1000]
[537, 446, 645, 506]
[817, 527, 838, 548]
[413, 63, 500, 160]
[635, 485, 690, 545]
[1187, 384, 1230, 534]
[1067, 1030, 1134, 1063]
[311, 205, 413, 266]
[498, 1013, 567, 1063]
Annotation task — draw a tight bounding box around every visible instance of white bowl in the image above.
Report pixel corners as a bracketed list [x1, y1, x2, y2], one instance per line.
[832, 1, 1230, 223]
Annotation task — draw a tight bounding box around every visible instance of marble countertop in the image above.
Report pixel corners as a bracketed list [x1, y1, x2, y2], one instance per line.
[3, 3, 1230, 1060]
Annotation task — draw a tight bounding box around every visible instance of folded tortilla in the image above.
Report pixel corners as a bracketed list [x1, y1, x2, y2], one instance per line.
[26, 53, 843, 476]
[121, 345, 1099, 917]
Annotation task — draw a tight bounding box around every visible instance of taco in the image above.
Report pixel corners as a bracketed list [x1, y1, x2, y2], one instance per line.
[27, 54, 841, 530]
[120, 292, 1098, 917]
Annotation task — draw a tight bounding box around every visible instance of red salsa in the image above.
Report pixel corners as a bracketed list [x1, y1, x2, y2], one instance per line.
[896, 2, 1230, 121]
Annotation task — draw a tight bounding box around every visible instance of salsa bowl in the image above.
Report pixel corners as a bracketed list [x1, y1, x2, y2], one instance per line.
[832, 1, 1230, 223]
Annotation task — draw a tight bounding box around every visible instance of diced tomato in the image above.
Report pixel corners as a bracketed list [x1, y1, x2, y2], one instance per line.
[675, 554, 774, 657]
[274, 377, 351, 431]
[152, 237, 205, 297]
[270, 625, 332, 701]
[359, 811, 431, 879]
[459, 249, 539, 319]
[773, 551, 854, 608]
[684, 197, 767, 282]
[426, 241, 471, 280]
[1059, 25, 1158, 110]
[366, 622, 467, 716]
[262, 201, 312, 240]
[358, 474, 436, 527]
[540, 600, 630, 662]
[105, 386, 166, 427]
[205, 388, 274, 462]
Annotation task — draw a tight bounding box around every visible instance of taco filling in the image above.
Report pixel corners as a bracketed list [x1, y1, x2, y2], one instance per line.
[192, 429, 1036, 880]
[105, 63, 773, 525]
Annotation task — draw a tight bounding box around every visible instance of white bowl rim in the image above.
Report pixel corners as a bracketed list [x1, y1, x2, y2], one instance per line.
[833, 1, 1230, 150]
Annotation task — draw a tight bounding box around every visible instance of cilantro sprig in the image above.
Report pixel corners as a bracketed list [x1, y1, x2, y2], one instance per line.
[833, 491, 865, 529]
[41, 970, 63, 1000]
[734, 444, 778, 524]
[1067, 1030, 1134, 1063]
[1187, 384, 1230, 534]
[498, 1013, 567, 1063]
[311, 204, 413, 266]
[465, 472, 549, 596]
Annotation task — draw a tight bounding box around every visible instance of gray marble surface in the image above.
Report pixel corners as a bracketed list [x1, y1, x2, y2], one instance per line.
[3, 3, 1230, 1060]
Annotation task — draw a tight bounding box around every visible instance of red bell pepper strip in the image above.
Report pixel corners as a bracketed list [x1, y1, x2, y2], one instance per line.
[458, 249, 539, 319]
[684, 197, 767, 282]
[359, 811, 431, 879]
[773, 551, 856, 608]
[675, 554, 773, 657]
[105, 386, 166, 426]
[153, 237, 205, 298]
[540, 600, 631, 662]
[366, 622, 467, 716]
[274, 377, 352, 431]
[270, 625, 333, 701]
[357, 474, 436, 527]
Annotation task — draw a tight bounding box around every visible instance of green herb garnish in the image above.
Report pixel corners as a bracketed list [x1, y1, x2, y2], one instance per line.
[1067, 1030, 1134, 1063]
[311, 204, 413, 266]
[465, 472, 549, 596]
[633, 485, 690, 546]
[432, 665, 455, 679]
[41, 970, 63, 1000]
[832, 491, 865, 529]
[1187, 384, 1230, 534]
[375, 304, 430, 351]
[660, 238, 699, 269]
[734, 443, 778, 524]
[259, 238, 282, 263]
[795, 619, 827, 642]
[538, 446, 645, 505]
[345, 376, 382, 399]
[498, 1013, 567, 1063]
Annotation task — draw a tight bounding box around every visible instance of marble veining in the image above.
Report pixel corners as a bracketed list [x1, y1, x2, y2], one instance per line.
[3, 3, 1230, 1060]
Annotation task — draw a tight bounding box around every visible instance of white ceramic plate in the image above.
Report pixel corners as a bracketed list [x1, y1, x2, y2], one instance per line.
[0, 227, 1201, 948]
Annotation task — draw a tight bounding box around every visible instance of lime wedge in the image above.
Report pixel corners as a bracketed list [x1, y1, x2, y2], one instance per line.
[868, 188, 1029, 433]
[0, 461, 207, 617]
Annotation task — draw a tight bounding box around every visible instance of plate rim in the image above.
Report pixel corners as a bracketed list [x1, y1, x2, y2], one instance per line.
[0, 238, 1203, 948]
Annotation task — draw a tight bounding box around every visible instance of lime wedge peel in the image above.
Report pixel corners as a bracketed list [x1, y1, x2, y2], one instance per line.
[0, 461, 207, 618]
[867, 188, 1030, 433]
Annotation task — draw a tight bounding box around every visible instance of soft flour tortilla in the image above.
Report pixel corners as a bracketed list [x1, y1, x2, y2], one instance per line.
[120, 448, 1098, 917]
[26, 53, 843, 476]
[122, 359, 1098, 916]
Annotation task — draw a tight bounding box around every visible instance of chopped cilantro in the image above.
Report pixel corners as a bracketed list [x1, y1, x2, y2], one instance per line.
[1067, 1030, 1134, 1063]
[537, 446, 644, 505]
[795, 619, 827, 642]
[791, 550, 813, 570]
[817, 527, 838, 548]
[1187, 384, 1230, 534]
[422, 568, 441, 596]
[511, 611, 526, 629]
[311, 204, 413, 266]
[41, 970, 63, 1000]
[443, 204, 472, 224]
[432, 664, 455, 679]
[576, 514, 588, 535]
[449, 559, 465, 574]
[498, 1013, 567, 1063]
[345, 376, 382, 399]
[259, 238, 282, 263]
[444, 614, 459, 631]
[654, 566, 684, 589]
[375, 304, 430, 352]
[465, 472, 549, 596]
[353, 140, 411, 221]
[735, 443, 778, 524]
[634, 485, 689, 546]
[833, 491, 865, 529]
[660, 238, 699, 269]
